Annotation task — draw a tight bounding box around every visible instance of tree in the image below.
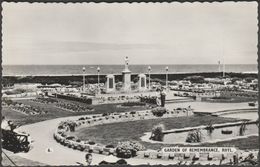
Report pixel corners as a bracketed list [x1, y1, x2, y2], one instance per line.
[245, 77, 256, 83]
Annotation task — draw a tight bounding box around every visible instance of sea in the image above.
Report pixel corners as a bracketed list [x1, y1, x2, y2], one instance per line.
[2, 64, 258, 76]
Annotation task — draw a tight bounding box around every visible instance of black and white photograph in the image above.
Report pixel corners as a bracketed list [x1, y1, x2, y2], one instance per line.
[1, 1, 259, 166]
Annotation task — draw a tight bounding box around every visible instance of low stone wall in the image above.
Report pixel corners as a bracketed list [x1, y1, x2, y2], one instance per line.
[53, 110, 257, 162]
[136, 150, 234, 161]
[53, 132, 116, 155]
[53, 109, 258, 162]
[53, 108, 193, 158]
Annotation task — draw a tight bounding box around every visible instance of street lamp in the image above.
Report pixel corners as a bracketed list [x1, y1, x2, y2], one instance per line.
[223, 61, 225, 78]
[97, 66, 100, 85]
[148, 66, 151, 90]
[218, 61, 221, 73]
[82, 67, 86, 92]
[165, 66, 169, 91]
[97, 66, 100, 94]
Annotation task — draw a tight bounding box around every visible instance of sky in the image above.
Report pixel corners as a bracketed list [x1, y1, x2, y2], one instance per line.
[2, 2, 258, 65]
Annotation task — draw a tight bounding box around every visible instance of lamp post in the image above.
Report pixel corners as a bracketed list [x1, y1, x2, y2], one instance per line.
[218, 61, 221, 73]
[165, 66, 169, 91]
[82, 67, 86, 92]
[97, 66, 100, 94]
[97, 66, 100, 85]
[148, 66, 151, 90]
[223, 61, 225, 78]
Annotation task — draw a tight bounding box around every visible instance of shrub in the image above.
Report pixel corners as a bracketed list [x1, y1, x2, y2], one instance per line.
[88, 141, 96, 145]
[105, 144, 115, 148]
[116, 159, 128, 165]
[116, 141, 145, 158]
[150, 123, 165, 141]
[151, 107, 167, 117]
[2, 98, 13, 106]
[130, 111, 136, 115]
[61, 133, 67, 137]
[66, 136, 77, 141]
[140, 96, 158, 104]
[58, 120, 77, 132]
[78, 117, 85, 121]
[102, 113, 109, 117]
[186, 129, 203, 143]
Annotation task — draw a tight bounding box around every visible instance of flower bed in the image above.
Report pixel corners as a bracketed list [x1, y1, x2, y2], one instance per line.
[151, 107, 167, 117]
[55, 93, 93, 104]
[56, 102, 94, 113]
[140, 96, 158, 104]
[6, 101, 48, 115]
[116, 141, 145, 158]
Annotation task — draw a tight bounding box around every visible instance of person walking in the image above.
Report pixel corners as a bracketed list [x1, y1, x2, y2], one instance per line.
[85, 153, 92, 166]
[77, 153, 93, 166]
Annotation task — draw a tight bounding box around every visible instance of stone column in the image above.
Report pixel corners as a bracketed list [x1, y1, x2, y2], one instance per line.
[106, 74, 115, 93]
[122, 56, 132, 92]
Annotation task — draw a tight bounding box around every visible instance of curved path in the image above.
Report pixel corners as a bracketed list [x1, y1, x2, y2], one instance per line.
[15, 115, 193, 166]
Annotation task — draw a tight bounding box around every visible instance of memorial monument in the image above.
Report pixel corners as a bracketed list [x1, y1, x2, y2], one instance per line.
[138, 74, 147, 91]
[122, 56, 132, 92]
[106, 74, 115, 93]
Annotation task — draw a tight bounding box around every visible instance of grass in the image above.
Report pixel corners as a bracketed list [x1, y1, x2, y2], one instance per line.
[202, 96, 256, 103]
[200, 136, 259, 150]
[2, 98, 149, 126]
[70, 115, 256, 150]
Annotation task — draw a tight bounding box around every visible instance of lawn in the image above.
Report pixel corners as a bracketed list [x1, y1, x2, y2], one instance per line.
[2, 98, 149, 126]
[70, 115, 257, 150]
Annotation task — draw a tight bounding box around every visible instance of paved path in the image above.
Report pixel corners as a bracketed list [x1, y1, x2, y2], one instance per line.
[14, 115, 186, 166]
[14, 114, 228, 166]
